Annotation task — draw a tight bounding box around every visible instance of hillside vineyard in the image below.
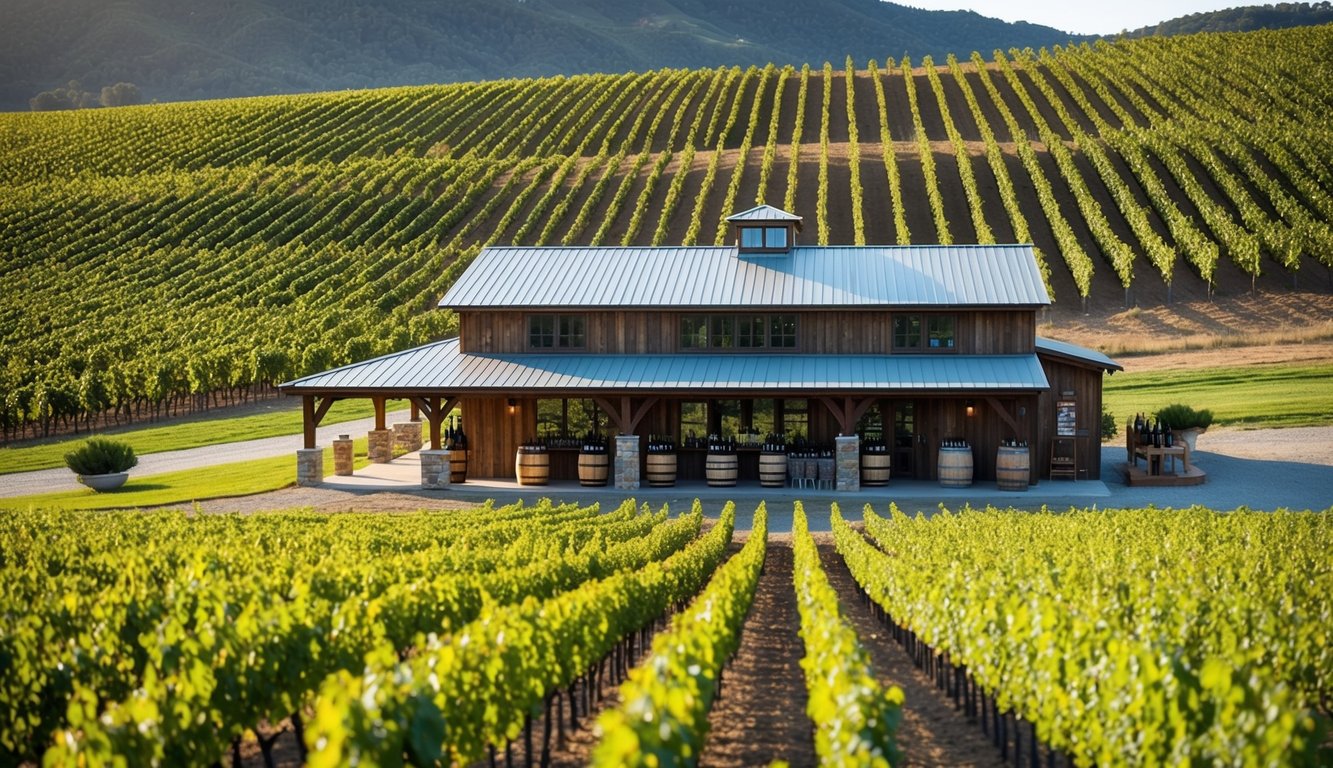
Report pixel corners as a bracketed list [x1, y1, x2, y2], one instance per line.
[2, 27, 1332, 439]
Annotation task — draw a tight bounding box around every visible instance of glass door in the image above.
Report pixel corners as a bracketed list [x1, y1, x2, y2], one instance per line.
[893, 400, 917, 477]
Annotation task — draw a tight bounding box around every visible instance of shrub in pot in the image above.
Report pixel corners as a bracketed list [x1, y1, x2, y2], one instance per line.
[65, 437, 138, 491]
[1155, 404, 1213, 452]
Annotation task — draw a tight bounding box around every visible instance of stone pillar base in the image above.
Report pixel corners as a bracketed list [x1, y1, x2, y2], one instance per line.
[614, 435, 640, 490]
[332, 436, 354, 476]
[296, 448, 324, 487]
[368, 429, 394, 463]
[836, 435, 860, 492]
[393, 421, 423, 454]
[420, 449, 451, 489]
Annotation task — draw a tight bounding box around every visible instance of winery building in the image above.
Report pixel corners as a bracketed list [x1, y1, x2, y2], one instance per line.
[281, 205, 1120, 490]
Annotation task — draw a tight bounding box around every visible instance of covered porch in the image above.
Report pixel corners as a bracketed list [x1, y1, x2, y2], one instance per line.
[280, 337, 1080, 492]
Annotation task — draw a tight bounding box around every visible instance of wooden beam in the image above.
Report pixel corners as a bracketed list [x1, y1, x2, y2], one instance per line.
[848, 397, 876, 430]
[373, 397, 387, 431]
[410, 400, 420, 421]
[818, 396, 859, 436]
[409, 396, 434, 419]
[414, 395, 460, 450]
[591, 396, 626, 435]
[986, 396, 1022, 438]
[626, 397, 658, 435]
[312, 396, 336, 428]
[302, 395, 316, 449]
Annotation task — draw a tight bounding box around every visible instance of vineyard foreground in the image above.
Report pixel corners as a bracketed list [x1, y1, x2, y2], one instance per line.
[2, 501, 1329, 766]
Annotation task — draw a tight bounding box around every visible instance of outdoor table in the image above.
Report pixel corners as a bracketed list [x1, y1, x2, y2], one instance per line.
[1133, 444, 1190, 476]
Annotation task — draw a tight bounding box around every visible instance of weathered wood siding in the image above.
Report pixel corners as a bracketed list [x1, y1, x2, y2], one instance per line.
[1035, 355, 1105, 481]
[459, 310, 1037, 354]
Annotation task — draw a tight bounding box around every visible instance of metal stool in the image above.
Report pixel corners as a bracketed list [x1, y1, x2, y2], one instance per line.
[790, 458, 811, 489]
[816, 458, 835, 490]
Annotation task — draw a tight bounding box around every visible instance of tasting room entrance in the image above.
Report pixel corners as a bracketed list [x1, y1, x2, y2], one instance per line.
[855, 399, 920, 479]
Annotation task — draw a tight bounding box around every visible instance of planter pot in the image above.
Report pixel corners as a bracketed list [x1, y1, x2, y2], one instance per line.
[78, 472, 128, 491]
[1176, 426, 1206, 454]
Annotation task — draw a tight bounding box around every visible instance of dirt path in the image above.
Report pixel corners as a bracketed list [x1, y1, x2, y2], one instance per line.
[699, 538, 817, 767]
[816, 539, 1006, 767]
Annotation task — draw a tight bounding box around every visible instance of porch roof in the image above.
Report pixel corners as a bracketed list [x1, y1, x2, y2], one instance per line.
[1035, 337, 1123, 372]
[280, 338, 1051, 395]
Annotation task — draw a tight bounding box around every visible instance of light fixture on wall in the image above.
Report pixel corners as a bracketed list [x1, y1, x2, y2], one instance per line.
[507, 398, 516, 415]
[965, 400, 975, 417]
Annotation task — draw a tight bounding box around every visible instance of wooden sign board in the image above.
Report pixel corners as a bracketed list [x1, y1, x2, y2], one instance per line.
[1056, 400, 1077, 437]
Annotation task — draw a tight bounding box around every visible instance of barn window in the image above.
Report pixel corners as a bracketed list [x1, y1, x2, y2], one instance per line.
[679, 314, 799, 350]
[738, 225, 791, 252]
[529, 315, 586, 349]
[894, 314, 955, 351]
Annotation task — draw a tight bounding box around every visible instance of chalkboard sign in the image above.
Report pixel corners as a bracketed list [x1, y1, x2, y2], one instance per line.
[1056, 400, 1077, 437]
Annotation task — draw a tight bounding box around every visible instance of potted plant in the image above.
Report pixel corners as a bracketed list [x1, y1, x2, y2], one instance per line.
[1155, 404, 1213, 453]
[65, 437, 138, 491]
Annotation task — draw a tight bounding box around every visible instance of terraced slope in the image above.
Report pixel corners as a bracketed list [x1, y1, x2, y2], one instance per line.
[2, 26, 1331, 437]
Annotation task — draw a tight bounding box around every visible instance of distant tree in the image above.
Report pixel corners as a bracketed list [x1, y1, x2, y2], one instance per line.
[29, 81, 97, 111]
[100, 82, 142, 107]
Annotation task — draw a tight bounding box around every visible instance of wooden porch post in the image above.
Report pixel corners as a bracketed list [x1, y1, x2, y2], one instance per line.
[373, 397, 387, 431]
[409, 395, 458, 450]
[410, 400, 420, 422]
[428, 396, 442, 449]
[302, 395, 316, 449]
[818, 396, 876, 436]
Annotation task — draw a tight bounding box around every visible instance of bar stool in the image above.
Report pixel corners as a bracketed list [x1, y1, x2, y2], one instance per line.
[790, 458, 811, 489]
[816, 458, 835, 490]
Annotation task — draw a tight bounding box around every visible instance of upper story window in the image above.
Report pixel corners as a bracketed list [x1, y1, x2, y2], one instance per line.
[738, 225, 790, 252]
[681, 314, 797, 350]
[893, 314, 955, 351]
[529, 314, 586, 349]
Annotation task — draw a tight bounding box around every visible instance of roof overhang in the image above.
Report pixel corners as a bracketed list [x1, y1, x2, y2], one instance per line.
[1035, 337, 1123, 373]
[281, 338, 1051, 397]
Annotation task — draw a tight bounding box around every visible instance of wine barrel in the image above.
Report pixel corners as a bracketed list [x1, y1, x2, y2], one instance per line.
[996, 445, 1030, 491]
[860, 452, 891, 487]
[449, 449, 468, 484]
[515, 448, 549, 486]
[646, 453, 677, 487]
[705, 453, 738, 487]
[759, 452, 788, 488]
[578, 452, 609, 487]
[938, 446, 973, 488]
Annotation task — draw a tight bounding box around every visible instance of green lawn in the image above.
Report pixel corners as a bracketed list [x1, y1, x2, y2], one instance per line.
[1104, 362, 1333, 430]
[0, 439, 371, 511]
[0, 398, 407, 475]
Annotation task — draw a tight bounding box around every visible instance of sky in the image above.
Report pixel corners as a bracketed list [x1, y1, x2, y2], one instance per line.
[899, 1, 1248, 35]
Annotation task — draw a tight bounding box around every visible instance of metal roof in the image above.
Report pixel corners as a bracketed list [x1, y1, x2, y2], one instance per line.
[1036, 337, 1123, 372]
[281, 338, 1051, 394]
[440, 244, 1051, 309]
[725, 204, 804, 223]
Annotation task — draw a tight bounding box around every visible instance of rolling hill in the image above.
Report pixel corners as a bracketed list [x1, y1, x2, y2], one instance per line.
[1, 25, 1331, 439]
[1, 0, 1086, 110]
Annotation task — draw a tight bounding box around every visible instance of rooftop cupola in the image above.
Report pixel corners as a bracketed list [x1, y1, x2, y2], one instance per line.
[726, 204, 802, 255]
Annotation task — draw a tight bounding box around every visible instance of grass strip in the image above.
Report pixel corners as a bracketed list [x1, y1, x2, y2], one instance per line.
[1103, 362, 1333, 429]
[0, 399, 406, 474]
[0, 438, 370, 511]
